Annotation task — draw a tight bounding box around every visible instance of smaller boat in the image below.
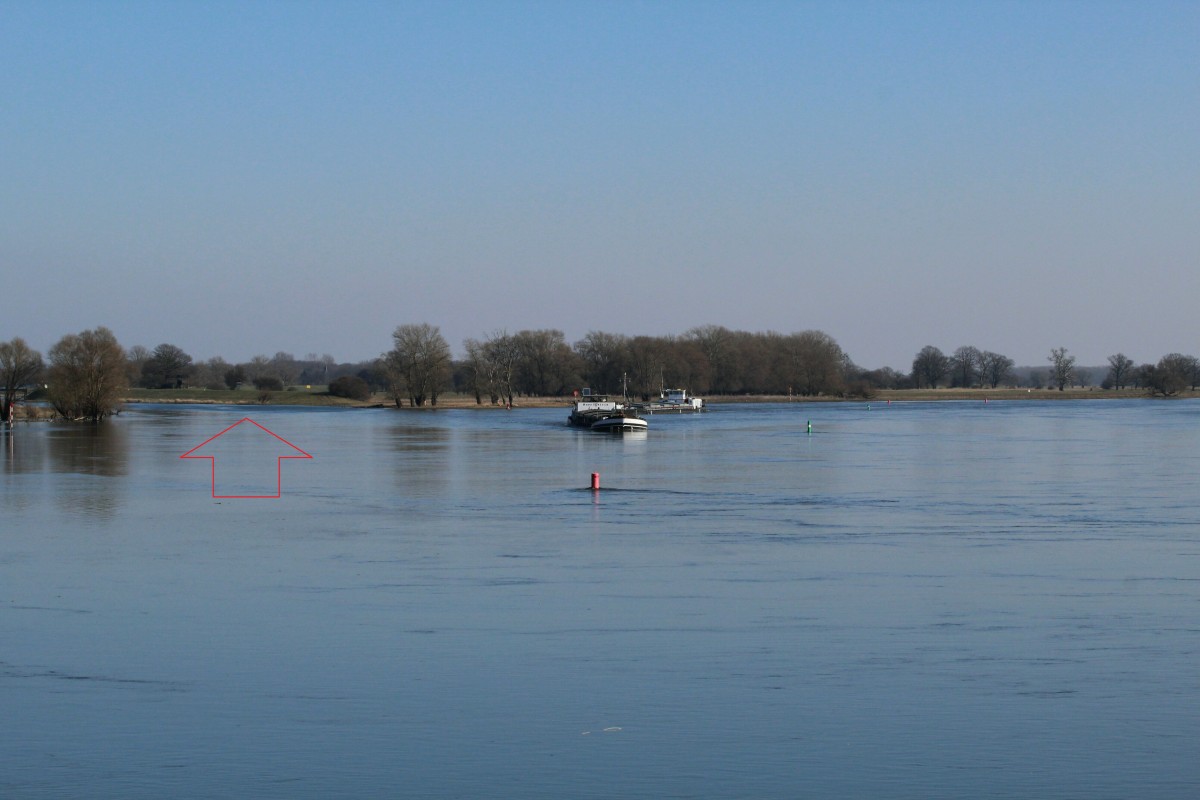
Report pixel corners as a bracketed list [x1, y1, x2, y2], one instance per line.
[632, 388, 706, 414]
[568, 395, 648, 433]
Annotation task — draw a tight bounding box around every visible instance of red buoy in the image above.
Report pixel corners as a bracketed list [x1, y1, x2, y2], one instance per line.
[591, 472, 600, 491]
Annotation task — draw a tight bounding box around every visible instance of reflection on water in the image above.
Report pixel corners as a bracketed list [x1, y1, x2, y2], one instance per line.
[1, 421, 128, 519]
[383, 420, 452, 497]
[45, 424, 129, 477]
[2, 426, 48, 477]
[2, 423, 129, 477]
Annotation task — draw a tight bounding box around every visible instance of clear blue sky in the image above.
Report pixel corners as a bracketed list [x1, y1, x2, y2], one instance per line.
[2, 1, 1196, 369]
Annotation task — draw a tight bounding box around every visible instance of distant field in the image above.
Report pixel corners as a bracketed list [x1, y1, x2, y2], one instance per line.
[875, 387, 1157, 401]
[117, 385, 1174, 410]
[122, 387, 366, 407]
[120, 388, 572, 408]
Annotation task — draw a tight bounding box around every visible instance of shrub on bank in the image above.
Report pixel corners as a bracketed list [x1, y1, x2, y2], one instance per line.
[329, 375, 371, 401]
[252, 376, 284, 391]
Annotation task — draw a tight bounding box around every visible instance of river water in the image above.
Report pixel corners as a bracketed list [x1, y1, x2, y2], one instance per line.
[2, 400, 1198, 798]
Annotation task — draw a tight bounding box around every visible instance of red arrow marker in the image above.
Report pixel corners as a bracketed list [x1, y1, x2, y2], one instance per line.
[180, 417, 312, 498]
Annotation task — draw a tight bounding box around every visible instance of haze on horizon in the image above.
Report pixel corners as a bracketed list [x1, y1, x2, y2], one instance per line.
[2, 2, 1196, 371]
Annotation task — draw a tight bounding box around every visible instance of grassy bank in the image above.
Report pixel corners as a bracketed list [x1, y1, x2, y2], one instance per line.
[115, 385, 1177, 410]
[874, 387, 1156, 401]
[121, 387, 369, 407]
[121, 387, 557, 408]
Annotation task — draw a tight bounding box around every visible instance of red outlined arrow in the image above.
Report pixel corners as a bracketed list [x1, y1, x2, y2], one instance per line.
[179, 417, 312, 498]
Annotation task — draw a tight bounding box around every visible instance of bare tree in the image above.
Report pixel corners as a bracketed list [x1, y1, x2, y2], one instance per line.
[125, 344, 150, 385]
[193, 357, 232, 390]
[244, 355, 274, 382]
[662, 336, 708, 393]
[224, 364, 247, 389]
[949, 346, 982, 388]
[859, 366, 909, 390]
[684, 325, 733, 394]
[461, 338, 491, 404]
[485, 331, 522, 406]
[1188, 356, 1200, 391]
[512, 330, 579, 396]
[911, 346, 950, 389]
[459, 331, 520, 406]
[47, 327, 128, 421]
[271, 352, 300, 386]
[384, 323, 451, 407]
[1148, 353, 1195, 396]
[574, 331, 629, 395]
[979, 351, 1015, 388]
[140, 343, 194, 388]
[1048, 347, 1076, 391]
[625, 335, 668, 400]
[727, 330, 772, 393]
[1, 337, 44, 424]
[783, 330, 848, 396]
[1105, 353, 1134, 390]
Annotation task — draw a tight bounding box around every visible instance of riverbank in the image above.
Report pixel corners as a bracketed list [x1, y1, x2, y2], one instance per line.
[112, 385, 1175, 409]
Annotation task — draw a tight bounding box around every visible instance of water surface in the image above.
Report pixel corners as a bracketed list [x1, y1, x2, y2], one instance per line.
[3, 400, 1199, 798]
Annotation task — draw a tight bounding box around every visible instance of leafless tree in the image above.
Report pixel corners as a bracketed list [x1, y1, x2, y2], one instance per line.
[1105, 353, 1134, 390]
[684, 325, 733, 393]
[244, 355, 274, 382]
[858, 366, 909, 390]
[461, 338, 492, 404]
[1131, 363, 1155, 390]
[271, 352, 300, 386]
[47, 327, 128, 421]
[1148, 353, 1196, 396]
[783, 330, 848, 396]
[950, 346, 982, 388]
[193, 357, 232, 390]
[663, 336, 709, 393]
[911, 346, 950, 389]
[125, 344, 150, 385]
[1048, 347, 1076, 391]
[979, 351, 1014, 388]
[224, 364, 247, 389]
[1, 337, 44, 424]
[574, 331, 629, 395]
[481, 331, 521, 406]
[384, 323, 451, 407]
[140, 343, 194, 388]
[1188, 356, 1200, 390]
[625, 335, 668, 399]
[513, 330, 579, 396]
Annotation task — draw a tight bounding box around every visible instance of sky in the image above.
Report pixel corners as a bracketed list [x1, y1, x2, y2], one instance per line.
[2, 1, 1197, 370]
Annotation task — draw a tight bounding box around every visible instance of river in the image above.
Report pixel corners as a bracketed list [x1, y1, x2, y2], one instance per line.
[2, 400, 1198, 798]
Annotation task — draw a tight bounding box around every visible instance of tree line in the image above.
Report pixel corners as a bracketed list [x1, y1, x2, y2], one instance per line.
[904, 345, 1200, 396]
[4, 325, 1200, 422]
